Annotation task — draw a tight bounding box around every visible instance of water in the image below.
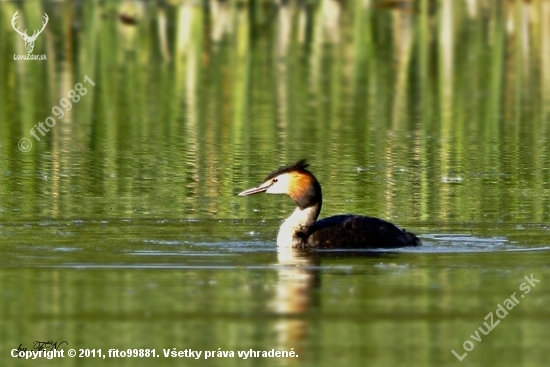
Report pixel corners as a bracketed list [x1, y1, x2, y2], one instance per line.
[1, 1, 550, 366]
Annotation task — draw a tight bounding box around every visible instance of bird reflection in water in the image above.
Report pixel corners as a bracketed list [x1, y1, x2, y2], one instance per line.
[270, 246, 320, 359]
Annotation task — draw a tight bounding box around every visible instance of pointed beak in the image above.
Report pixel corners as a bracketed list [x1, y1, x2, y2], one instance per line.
[238, 185, 268, 196]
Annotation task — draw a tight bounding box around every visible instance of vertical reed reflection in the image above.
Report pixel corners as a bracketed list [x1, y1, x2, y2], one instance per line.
[0, 0, 548, 224]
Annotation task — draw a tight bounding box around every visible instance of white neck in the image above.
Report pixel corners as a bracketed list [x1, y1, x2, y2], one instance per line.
[276, 204, 320, 248]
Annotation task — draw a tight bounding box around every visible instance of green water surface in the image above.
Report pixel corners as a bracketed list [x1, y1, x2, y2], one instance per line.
[0, 1, 549, 366]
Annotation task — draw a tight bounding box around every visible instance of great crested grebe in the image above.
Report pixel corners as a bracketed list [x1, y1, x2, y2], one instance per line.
[238, 160, 421, 249]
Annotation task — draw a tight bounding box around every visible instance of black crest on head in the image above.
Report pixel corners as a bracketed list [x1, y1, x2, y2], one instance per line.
[265, 159, 310, 181]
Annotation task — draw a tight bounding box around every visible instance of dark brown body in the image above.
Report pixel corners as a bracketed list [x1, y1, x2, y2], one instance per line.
[305, 215, 421, 249]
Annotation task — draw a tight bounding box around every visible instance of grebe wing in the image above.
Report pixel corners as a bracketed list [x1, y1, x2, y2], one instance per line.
[307, 215, 421, 249]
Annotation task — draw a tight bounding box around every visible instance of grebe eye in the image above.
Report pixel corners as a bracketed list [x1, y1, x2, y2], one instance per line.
[272, 178, 278, 183]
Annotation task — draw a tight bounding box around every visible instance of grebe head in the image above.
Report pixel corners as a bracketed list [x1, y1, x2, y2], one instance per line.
[238, 159, 322, 209]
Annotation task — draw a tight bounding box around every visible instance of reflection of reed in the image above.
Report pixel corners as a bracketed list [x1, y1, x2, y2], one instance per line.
[390, 7, 413, 130]
[157, 4, 171, 61]
[277, 1, 292, 58]
[211, 0, 232, 43]
[438, 0, 455, 221]
[542, 1, 550, 109]
[2, 1, 549, 224]
[438, 0, 453, 117]
[322, 0, 342, 44]
[385, 4, 414, 219]
[176, 0, 194, 58]
[465, 0, 478, 18]
[276, 58, 289, 152]
[118, 1, 143, 54]
[175, 1, 201, 212]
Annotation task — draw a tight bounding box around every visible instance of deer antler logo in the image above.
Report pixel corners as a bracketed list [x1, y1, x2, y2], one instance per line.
[11, 11, 49, 54]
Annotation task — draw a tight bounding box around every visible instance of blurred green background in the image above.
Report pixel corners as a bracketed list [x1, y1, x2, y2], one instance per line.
[0, 0, 549, 366]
